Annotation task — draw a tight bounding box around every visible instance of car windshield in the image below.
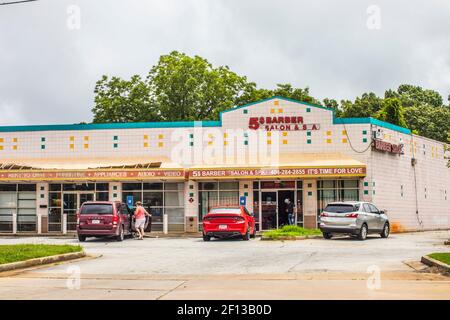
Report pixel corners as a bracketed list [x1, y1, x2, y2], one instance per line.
[209, 207, 241, 214]
[324, 204, 356, 213]
[80, 204, 113, 215]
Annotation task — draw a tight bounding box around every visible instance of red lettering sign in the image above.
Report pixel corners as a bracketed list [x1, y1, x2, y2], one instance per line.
[248, 116, 319, 131]
[373, 139, 404, 155]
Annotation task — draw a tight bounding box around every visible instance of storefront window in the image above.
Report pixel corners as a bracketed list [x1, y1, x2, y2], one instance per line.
[0, 184, 36, 232]
[121, 182, 185, 232]
[317, 179, 360, 227]
[49, 183, 110, 232]
[198, 182, 239, 222]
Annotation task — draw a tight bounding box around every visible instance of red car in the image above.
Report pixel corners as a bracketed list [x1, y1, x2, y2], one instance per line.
[76, 201, 150, 242]
[202, 206, 256, 241]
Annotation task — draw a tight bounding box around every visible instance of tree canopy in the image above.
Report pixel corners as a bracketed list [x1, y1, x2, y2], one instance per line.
[92, 51, 450, 143]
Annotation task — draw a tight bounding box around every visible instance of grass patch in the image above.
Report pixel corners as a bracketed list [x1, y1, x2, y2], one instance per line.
[0, 244, 82, 265]
[428, 252, 450, 266]
[263, 225, 322, 240]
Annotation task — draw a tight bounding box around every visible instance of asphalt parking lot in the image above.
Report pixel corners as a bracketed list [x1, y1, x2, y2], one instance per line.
[1, 231, 449, 299]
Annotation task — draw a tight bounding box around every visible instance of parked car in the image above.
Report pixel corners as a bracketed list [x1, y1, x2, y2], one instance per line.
[319, 201, 389, 240]
[202, 206, 256, 241]
[76, 201, 150, 242]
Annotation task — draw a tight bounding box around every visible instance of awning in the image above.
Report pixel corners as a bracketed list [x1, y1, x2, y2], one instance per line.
[188, 153, 366, 180]
[0, 157, 186, 181]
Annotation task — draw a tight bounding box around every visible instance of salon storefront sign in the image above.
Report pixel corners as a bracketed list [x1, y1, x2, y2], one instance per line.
[373, 139, 404, 155]
[0, 169, 185, 181]
[189, 166, 366, 179]
[248, 116, 320, 131]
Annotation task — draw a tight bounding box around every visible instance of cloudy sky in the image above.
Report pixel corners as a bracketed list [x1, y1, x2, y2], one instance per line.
[0, 0, 449, 125]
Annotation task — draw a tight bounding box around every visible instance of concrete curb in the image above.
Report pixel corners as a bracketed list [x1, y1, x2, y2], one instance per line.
[0, 251, 86, 273]
[261, 235, 322, 241]
[421, 255, 450, 274]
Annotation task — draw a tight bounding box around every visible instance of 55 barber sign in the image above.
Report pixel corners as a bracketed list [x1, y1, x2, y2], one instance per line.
[248, 116, 320, 132]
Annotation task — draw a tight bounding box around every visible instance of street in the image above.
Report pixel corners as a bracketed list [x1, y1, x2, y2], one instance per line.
[0, 231, 449, 299]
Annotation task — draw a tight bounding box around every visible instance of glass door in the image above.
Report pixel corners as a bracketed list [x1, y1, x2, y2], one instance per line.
[63, 193, 94, 231]
[63, 193, 77, 231]
[261, 191, 277, 230]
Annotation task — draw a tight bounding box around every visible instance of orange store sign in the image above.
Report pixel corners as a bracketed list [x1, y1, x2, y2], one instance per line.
[0, 169, 185, 181]
[189, 167, 366, 179]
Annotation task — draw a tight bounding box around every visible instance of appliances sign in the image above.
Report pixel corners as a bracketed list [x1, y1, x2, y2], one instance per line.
[249, 116, 320, 131]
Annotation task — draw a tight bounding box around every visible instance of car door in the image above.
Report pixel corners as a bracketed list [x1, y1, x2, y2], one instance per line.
[120, 203, 130, 234]
[369, 204, 383, 230]
[362, 203, 376, 230]
[243, 207, 255, 231]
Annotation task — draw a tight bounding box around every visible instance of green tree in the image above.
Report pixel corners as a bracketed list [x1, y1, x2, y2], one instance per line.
[376, 98, 407, 127]
[404, 105, 450, 142]
[235, 83, 322, 107]
[385, 84, 443, 108]
[322, 98, 342, 117]
[147, 51, 251, 121]
[92, 75, 156, 123]
[340, 92, 383, 118]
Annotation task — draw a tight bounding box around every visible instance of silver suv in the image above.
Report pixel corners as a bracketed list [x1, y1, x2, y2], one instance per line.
[319, 201, 389, 240]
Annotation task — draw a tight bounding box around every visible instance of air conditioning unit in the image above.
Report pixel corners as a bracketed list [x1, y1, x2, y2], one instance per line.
[372, 128, 383, 140]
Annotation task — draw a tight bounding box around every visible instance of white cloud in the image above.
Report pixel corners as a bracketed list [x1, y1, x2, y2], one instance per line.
[0, 0, 449, 126]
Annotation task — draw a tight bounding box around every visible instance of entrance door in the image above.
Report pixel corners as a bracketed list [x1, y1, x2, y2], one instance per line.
[261, 192, 277, 229]
[63, 193, 94, 231]
[63, 194, 77, 231]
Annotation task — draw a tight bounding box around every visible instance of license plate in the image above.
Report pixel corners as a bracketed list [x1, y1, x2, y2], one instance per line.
[219, 224, 227, 230]
[91, 220, 100, 224]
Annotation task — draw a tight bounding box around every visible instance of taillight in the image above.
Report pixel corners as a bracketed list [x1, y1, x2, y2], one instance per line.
[320, 212, 328, 217]
[345, 213, 359, 218]
[112, 215, 119, 225]
[76, 213, 80, 226]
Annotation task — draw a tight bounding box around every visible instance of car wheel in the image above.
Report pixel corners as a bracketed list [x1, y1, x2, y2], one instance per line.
[203, 234, 211, 242]
[78, 235, 86, 242]
[243, 228, 250, 241]
[358, 224, 368, 241]
[250, 225, 256, 239]
[380, 223, 390, 238]
[323, 232, 332, 239]
[116, 225, 124, 242]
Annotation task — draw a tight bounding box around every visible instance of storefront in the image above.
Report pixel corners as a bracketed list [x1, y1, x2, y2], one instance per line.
[0, 96, 448, 234]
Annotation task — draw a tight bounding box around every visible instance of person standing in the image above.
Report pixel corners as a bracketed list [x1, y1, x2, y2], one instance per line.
[285, 198, 295, 225]
[134, 201, 151, 240]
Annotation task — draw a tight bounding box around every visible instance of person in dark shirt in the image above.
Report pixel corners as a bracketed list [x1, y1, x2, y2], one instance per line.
[285, 198, 295, 225]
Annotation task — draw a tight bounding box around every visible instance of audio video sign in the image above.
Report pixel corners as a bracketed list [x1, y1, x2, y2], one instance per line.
[248, 116, 320, 131]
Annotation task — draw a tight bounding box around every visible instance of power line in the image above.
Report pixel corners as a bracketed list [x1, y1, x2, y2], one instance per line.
[0, 0, 38, 6]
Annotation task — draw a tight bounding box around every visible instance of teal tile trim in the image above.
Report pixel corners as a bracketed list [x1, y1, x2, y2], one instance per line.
[0, 96, 412, 136]
[0, 121, 221, 132]
[333, 117, 411, 135]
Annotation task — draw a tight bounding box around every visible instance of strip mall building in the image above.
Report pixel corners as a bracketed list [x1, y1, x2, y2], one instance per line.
[0, 97, 449, 234]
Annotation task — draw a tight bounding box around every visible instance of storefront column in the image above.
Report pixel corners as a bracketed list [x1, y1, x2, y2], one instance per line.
[184, 181, 199, 232]
[12, 213, 17, 234]
[303, 179, 317, 229]
[239, 181, 253, 213]
[36, 183, 49, 234]
[109, 182, 121, 201]
[62, 214, 67, 234]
